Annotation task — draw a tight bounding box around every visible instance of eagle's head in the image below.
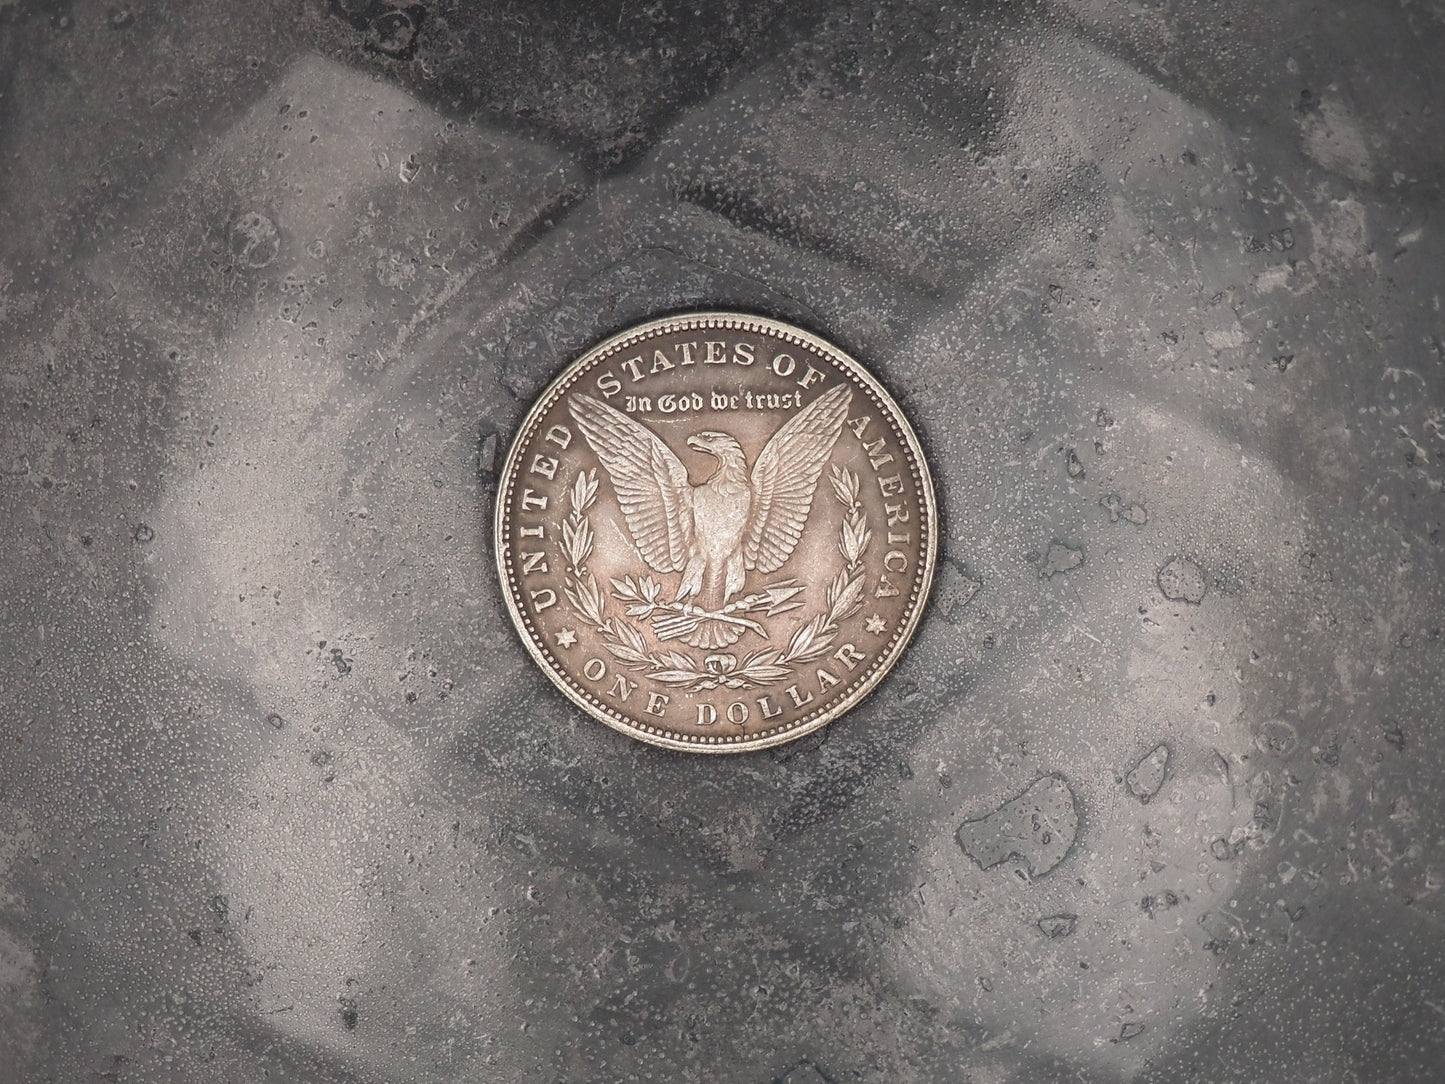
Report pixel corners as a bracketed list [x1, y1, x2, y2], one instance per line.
[686, 431, 742, 457]
[686, 431, 748, 477]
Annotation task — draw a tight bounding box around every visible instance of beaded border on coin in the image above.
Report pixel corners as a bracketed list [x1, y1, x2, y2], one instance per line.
[494, 312, 937, 753]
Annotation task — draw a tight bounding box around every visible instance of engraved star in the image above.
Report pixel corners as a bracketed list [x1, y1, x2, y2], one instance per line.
[864, 614, 888, 635]
[555, 627, 578, 649]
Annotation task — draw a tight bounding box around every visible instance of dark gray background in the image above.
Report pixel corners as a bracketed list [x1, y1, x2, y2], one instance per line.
[1, 1, 1442, 1081]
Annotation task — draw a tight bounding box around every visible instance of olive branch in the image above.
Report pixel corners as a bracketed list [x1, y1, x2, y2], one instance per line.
[558, 465, 870, 693]
[559, 469, 606, 625]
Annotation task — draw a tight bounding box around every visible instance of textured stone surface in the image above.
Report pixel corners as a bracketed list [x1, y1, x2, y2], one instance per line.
[1, 1, 1444, 1081]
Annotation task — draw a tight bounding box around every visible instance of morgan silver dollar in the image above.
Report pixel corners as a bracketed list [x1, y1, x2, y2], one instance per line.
[495, 313, 936, 752]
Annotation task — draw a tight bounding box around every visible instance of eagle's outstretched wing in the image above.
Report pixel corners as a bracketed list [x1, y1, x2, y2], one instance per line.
[567, 394, 696, 574]
[743, 383, 853, 574]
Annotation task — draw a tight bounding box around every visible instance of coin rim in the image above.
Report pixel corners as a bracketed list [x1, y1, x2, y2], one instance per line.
[493, 312, 937, 753]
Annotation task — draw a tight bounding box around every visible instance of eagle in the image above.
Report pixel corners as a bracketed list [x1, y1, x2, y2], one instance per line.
[567, 383, 853, 649]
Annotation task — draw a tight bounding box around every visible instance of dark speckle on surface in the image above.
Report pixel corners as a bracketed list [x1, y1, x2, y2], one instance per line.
[1037, 913, 1078, 939]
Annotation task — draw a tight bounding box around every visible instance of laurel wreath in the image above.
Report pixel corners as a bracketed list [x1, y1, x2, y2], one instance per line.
[559, 465, 870, 694]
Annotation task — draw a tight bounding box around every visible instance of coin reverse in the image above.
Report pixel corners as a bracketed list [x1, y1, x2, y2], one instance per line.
[495, 313, 936, 752]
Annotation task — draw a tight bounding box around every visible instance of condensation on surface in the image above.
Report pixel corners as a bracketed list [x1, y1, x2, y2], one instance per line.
[1, 1, 1443, 1081]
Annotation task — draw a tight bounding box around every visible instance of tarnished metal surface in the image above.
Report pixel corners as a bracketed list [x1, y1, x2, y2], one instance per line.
[1, 2, 1443, 1081]
[495, 313, 935, 751]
